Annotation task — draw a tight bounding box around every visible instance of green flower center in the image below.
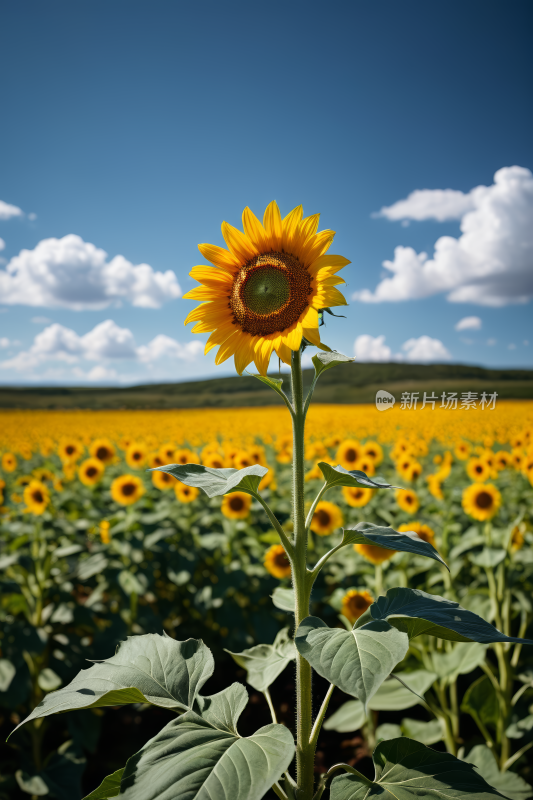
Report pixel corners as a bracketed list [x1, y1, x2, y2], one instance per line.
[242, 267, 290, 315]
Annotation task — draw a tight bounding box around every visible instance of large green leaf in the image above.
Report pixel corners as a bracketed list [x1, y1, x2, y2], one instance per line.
[429, 641, 487, 682]
[466, 745, 532, 800]
[225, 628, 295, 692]
[83, 769, 124, 799]
[295, 617, 409, 708]
[330, 737, 506, 799]
[271, 587, 295, 612]
[148, 463, 268, 497]
[318, 462, 399, 490]
[461, 676, 499, 729]
[366, 588, 533, 644]
[401, 718, 444, 746]
[323, 700, 367, 733]
[343, 523, 448, 569]
[118, 711, 295, 800]
[13, 633, 214, 734]
[312, 350, 354, 379]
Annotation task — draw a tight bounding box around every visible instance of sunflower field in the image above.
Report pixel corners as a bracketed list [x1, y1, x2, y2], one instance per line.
[1, 400, 533, 799]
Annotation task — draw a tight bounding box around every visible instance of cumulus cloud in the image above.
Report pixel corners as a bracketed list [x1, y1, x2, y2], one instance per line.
[0, 200, 23, 220]
[0, 320, 202, 373]
[354, 334, 392, 361]
[402, 336, 451, 362]
[355, 166, 533, 307]
[375, 188, 475, 222]
[455, 316, 482, 331]
[0, 234, 182, 309]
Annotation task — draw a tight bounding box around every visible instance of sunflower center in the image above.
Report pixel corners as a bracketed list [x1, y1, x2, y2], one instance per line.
[122, 482, 136, 496]
[86, 467, 98, 478]
[229, 496, 244, 511]
[96, 446, 110, 460]
[33, 490, 44, 503]
[316, 509, 331, 527]
[230, 252, 312, 336]
[274, 551, 290, 568]
[475, 491, 493, 509]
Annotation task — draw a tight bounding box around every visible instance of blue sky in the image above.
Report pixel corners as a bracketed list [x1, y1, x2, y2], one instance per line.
[0, 0, 532, 385]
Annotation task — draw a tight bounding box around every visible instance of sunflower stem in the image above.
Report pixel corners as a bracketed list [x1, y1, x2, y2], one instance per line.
[291, 348, 315, 799]
[254, 492, 295, 558]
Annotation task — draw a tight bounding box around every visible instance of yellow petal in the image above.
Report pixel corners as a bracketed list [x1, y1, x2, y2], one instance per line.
[198, 243, 240, 272]
[308, 254, 351, 276]
[300, 230, 335, 265]
[190, 266, 233, 285]
[215, 331, 242, 365]
[263, 201, 282, 251]
[283, 321, 303, 351]
[234, 335, 256, 375]
[275, 340, 293, 366]
[302, 325, 322, 347]
[253, 337, 275, 376]
[204, 323, 238, 354]
[183, 286, 229, 300]
[184, 300, 228, 326]
[242, 207, 269, 253]
[191, 320, 218, 333]
[300, 306, 319, 328]
[322, 276, 346, 286]
[221, 221, 257, 263]
[315, 286, 348, 307]
[281, 205, 303, 252]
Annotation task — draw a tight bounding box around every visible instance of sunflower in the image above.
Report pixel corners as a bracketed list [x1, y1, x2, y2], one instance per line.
[221, 491, 252, 519]
[15, 475, 33, 488]
[174, 448, 197, 466]
[399, 461, 422, 482]
[152, 470, 176, 490]
[2, 452, 17, 472]
[111, 474, 145, 506]
[510, 450, 523, 470]
[159, 443, 176, 463]
[398, 522, 436, 547]
[183, 201, 349, 375]
[78, 458, 105, 486]
[126, 442, 147, 469]
[362, 441, 383, 466]
[510, 524, 525, 552]
[354, 457, 376, 477]
[100, 520, 111, 544]
[276, 449, 292, 464]
[454, 441, 471, 461]
[310, 501, 344, 536]
[233, 450, 255, 469]
[341, 589, 374, 624]
[248, 445, 267, 465]
[494, 451, 512, 471]
[395, 488, 420, 514]
[466, 458, 490, 482]
[342, 486, 374, 508]
[336, 440, 362, 471]
[23, 480, 50, 515]
[148, 453, 165, 469]
[354, 543, 396, 565]
[264, 544, 291, 579]
[58, 439, 83, 463]
[258, 470, 276, 492]
[174, 481, 200, 503]
[89, 438, 115, 464]
[462, 483, 501, 521]
[203, 452, 227, 469]
[427, 475, 444, 501]
[33, 468, 54, 484]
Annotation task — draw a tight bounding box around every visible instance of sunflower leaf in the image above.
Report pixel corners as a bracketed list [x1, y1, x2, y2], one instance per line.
[343, 523, 449, 569]
[312, 350, 354, 379]
[329, 738, 507, 800]
[224, 628, 295, 692]
[148, 463, 268, 497]
[271, 587, 295, 612]
[295, 616, 409, 708]
[318, 462, 399, 490]
[366, 587, 533, 644]
[83, 768, 124, 799]
[250, 374, 288, 400]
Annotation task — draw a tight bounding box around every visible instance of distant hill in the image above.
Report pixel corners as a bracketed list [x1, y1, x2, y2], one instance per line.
[1, 362, 532, 409]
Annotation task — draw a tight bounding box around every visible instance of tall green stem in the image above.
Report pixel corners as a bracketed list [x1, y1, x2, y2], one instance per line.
[291, 349, 314, 799]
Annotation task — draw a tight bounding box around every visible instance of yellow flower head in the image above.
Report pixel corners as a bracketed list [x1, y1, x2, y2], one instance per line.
[152, 470, 176, 491]
[354, 543, 395, 565]
[2, 452, 18, 472]
[233, 450, 255, 469]
[183, 201, 349, 375]
[342, 486, 374, 508]
[174, 448, 197, 466]
[33, 468, 54, 484]
[341, 589, 374, 624]
[462, 483, 501, 521]
[310, 501, 343, 536]
[221, 491, 252, 519]
[174, 481, 200, 503]
[362, 441, 383, 466]
[58, 439, 84, 463]
[159, 443, 176, 463]
[510, 524, 525, 552]
[23, 480, 50, 515]
[100, 520, 111, 544]
[398, 522, 436, 547]
[148, 452, 165, 469]
[126, 442, 147, 469]
[427, 475, 444, 500]
[111, 474, 145, 506]
[466, 458, 490, 482]
[336, 440, 362, 471]
[264, 544, 291, 579]
[395, 488, 420, 514]
[494, 451, 512, 471]
[15, 475, 33, 488]
[203, 451, 227, 469]
[353, 457, 376, 477]
[454, 441, 471, 461]
[78, 458, 105, 487]
[89, 438, 116, 464]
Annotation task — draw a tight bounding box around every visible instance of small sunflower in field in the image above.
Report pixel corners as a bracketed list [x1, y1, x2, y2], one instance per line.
[148, 453, 165, 469]
[174, 448, 197, 466]
[40, 438, 55, 457]
[341, 589, 374, 624]
[248, 445, 267, 465]
[311, 501, 343, 536]
[111, 474, 145, 506]
[342, 486, 374, 508]
[233, 450, 255, 469]
[78, 458, 105, 487]
[467, 458, 490, 482]
[89, 438, 116, 464]
[15, 475, 33, 488]
[395, 488, 419, 514]
[398, 522, 436, 547]
[152, 470, 176, 490]
[354, 543, 395, 565]
[33, 468, 54, 484]
[2, 452, 17, 472]
[354, 457, 376, 477]
[99, 520, 111, 544]
[58, 439, 83, 463]
[203, 452, 227, 469]
[494, 451, 512, 471]
[159, 443, 176, 463]
[23, 480, 49, 515]
[264, 544, 291, 578]
[221, 491, 252, 519]
[362, 441, 383, 466]
[454, 441, 471, 461]
[126, 443, 147, 469]
[336, 440, 361, 471]
[183, 201, 349, 375]
[462, 483, 501, 521]
[510, 450, 524, 470]
[510, 524, 525, 552]
[174, 481, 200, 503]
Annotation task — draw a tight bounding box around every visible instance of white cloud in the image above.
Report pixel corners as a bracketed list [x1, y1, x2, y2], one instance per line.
[354, 334, 392, 361]
[455, 316, 482, 331]
[0, 200, 23, 220]
[0, 238, 5, 251]
[402, 336, 451, 362]
[0, 234, 182, 309]
[31, 316, 52, 324]
[72, 365, 118, 382]
[0, 338, 10, 348]
[354, 166, 533, 307]
[0, 320, 202, 374]
[375, 188, 475, 222]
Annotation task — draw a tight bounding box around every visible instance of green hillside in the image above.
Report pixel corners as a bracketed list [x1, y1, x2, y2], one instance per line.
[0, 362, 532, 409]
